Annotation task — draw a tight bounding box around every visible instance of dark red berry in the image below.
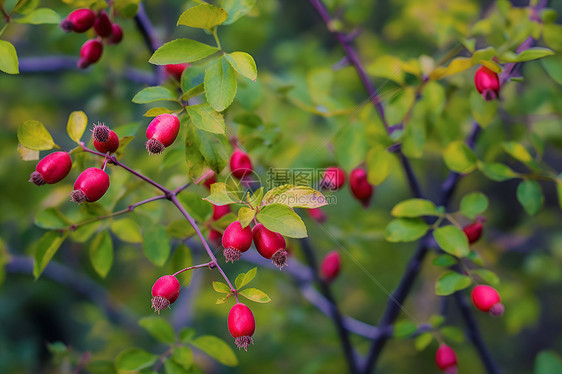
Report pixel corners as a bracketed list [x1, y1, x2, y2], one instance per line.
[151, 275, 180, 313]
[212, 204, 231, 221]
[203, 173, 217, 190]
[321, 251, 341, 282]
[463, 222, 483, 244]
[94, 130, 119, 154]
[145, 114, 180, 154]
[208, 229, 222, 246]
[474, 66, 500, 101]
[321, 167, 345, 190]
[228, 303, 255, 351]
[471, 285, 504, 316]
[93, 11, 112, 37]
[78, 39, 103, 69]
[70, 167, 110, 204]
[252, 223, 287, 269]
[307, 207, 327, 223]
[349, 168, 373, 207]
[106, 24, 123, 45]
[222, 221, 253, 262]
[229, 149, 252, 179]
[60, 8, 96, 33]
[29, 151, 72, 186]
[165, 63, 190, 81]
[435, 344, 458, 373]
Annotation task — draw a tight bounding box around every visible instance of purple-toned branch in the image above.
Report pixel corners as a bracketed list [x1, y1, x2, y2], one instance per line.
[134, 3, 160, 54]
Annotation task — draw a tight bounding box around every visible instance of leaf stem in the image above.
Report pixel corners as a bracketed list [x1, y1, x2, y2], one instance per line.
[211, 27, 222, 50]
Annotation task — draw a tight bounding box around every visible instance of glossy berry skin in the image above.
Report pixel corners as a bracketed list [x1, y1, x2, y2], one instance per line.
[252, 223, 288, 269]
[106, 24, 123, 45]
[78, 39, 103, 69]
[203, 174, 217, 189]
[30, 152, 72, 185]
[145, 114, 180, 154]
[165, 63, 190, 81]
[229, 149, 253, 179]
[70, 167, 110, 204]
[151, 275, 180, 312]
[94, 130, 119, 154]
[321, 251, 341, 282]
[321, 167, 345, 190]
[212, 204, 231, 221]
[208, 229, 222, 246]
[228, 303, 255, 350]
[349, 168, 373, 207]
[60, 9, 96, 33]
[463, 222, 483, 244]
[474, 66, 500, 101]
[222, 221, 253, 262]
[471, 285, 504, 316]
[435, 344, 457, 373]
[307, 207, 327, 223]
[93, 11, 112, 37]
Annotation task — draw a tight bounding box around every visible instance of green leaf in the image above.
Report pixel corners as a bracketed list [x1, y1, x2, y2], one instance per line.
[66, 111, 88, 144]
[541, 55, 562, 85]
[435, 271, 472, 296]
[132, 86, 178, 104]
[170, 244, 193, 286]
[557, 178, 562, 209]
[179, 191, 213, 222]
[432, 254, 457, 268]
[89, 231, 113, 278]
[34, 208, 70, 229]
[190, 335, 238, 366]
[366, 146, 394, 185]
[261, 185, 328, 209]
[415, 333, 434, 351]
[33, 231, 69, 279]
[86, 360, 116, 374]
[17, 120, 56, 150]
[256, 204, 307, 238]
[430, 57, 475, 80]
[164, 359, 190, 374]
[225, 52, 257, 81]
[179, 328, 196, 344]
[0, 40, 19, 74]
[110, 218, 143, 243]
[143, 224, 171, 266]
[235, 267, 257, 289]
[239, 288, 271, 303]
[203, 183, 240, 206]
[429, 315, 445, 328]
[499, 47, 554, 63]
[470, 91, 497, 127]
[149, 39, 219, 65]
[503, 142, 533, 163]
[384, 218, 429, 243]
[181, 83, 205, 101]
[213, 281, 231, 293]
[478, 162, 518, 181]
[517, 180, 543, 216]
[205, 57, 237, 112]
[139, 316, 176, 345]
[433, 226, 470, 258]
[144, 107, 173, 117]
[13, 8, 60, 24]
[443, 140, 477, 173]
[459, 192, 488, 220]
[220, 0, 256, 25]
[115, 348, 158, 371]
[334, 121, 368, 172]
[391, 199, 439, 218]
[194, 128, 230, 174]
[177, 4, 228, 30]
[186, 103, 226, 134]
[472, 269, 500, 286]
[171, 346, 193, 370]
[535, 351, 562, 374]
[238, 207, 255, 228]
[441, 326, 465, 343]
[248, 187, 264, 209]
[393, 321, 417, 338]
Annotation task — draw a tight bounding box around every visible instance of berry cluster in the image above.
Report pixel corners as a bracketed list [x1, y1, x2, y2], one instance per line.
[320, 166, 374, 208]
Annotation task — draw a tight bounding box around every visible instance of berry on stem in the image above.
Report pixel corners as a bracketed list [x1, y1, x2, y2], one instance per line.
[349, 167, 373, 207]
[474, 65, 500, 101]
[252, 223, 288, 269]
[212, 204, 231, 221]
[70, 167, 110, 204]
[93, 11, 112, 38]
[208, 229, 222, 246]
[78, 39, 103, 69]
[463, 221, 483, 244]
[29, 151, 72, 186]
[106, 24, 123, 45]
[60, 9, 96, 33]
[320, 166, 345, 191]
[228, 303, 255, 350]
[229, 149, 252, 179]
[471, 285, 504, 316]
[435, 344, 458, 374]
[321, 251, 341, 282]
[151, 275, 180, 313]
[222, 221, 253, 262]
[145, 114, 180, 154]
[94, 129, 119, 154]
[165, 63, 190, 81]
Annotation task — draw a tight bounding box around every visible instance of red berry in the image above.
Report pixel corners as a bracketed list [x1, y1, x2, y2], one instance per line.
[435, 344, 458, 373]
[29, 151, 72, 186]
[228, 303, 255, 350]
[151, 275, 180, 312]
[203, 173, 217, 190]
[70, 167, 110, 204]
[474, 66, 500, 101]
[212, 204, 231, 221]
[463, 222, 483, 244]
[106, 24, 123, 45]
[252, 223, 288, 269]
[229, 149, 253, 179]
[60, 8, 96, 33]
[94, 130, 119, 154]
[307, 207, 327, 223]
[145, 114, 180, 154]
[78, 39, 103, 69]
[93, 11, 112, 37]
[222, 221, 253, 262]
[471, 285, 504, 316]
[321, 167, 345, 190]
[321, 251, 341, 282]
[349, 168, 373, 207]
[208, 229, 222, 246]
[165, 63, 190, 81]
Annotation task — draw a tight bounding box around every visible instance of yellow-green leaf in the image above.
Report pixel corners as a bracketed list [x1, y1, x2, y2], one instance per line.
[435, 271, 472, 296]
[186, 103, 226, 134]
[261, 185, 328, 209]
[177, 4, 228, 30]
[391, 199, 439, 218]
[191, 335, 238, 366]
[239, 288, 271, 303]
[235, 267, 257, 289]
[0, 40, 19, 74]
[443, 140, 477, 173]
[143, 107, 173, 117]
[433, 226, 470, 258]
[503, 142, 532, 163]
[66, 111, 88, 144]
[385, 218, 429, 243]
[89, 231, 113, 278]
[213, 281, 231, 293]
[33, 231, 69, 279]
[238, 206, 255, 228]
[225, 51, 257, 81]
[256, 204, 307, 238]
[17, 120, 56, 150]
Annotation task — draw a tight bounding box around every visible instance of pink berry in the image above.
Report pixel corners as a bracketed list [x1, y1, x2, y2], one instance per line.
[307, 207, 327, 223]
[252, 223, 287, 269]
[349, 168, 373, 207]
[228, 303, 255, 351]
[106, 24, 123, 45]
[94, 130, 119, 154]
[321, 251, 341, 282]
[93, 11, 112, 38]
[203, 173, 217, 190]
[165, 63, 190, 81]
[474, 66, 500, 101]
[70, 167, 110, 204]
[29, 151, 72, 186]
[60, 8, 96, 33]
[78, 39, 103, 69]
[435, 344, 458, 373]
[222, 221, 253, 262]
[229, 149, 252, 179]
[145, 114, 180, 154]
[212, 204, 231, 221]
[208, 229, 222, 246]
[321, 167, 345, 190]
[463, 222, 483, 244]
[151, 275, 180, 312]
[471, 285, 504, 316]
